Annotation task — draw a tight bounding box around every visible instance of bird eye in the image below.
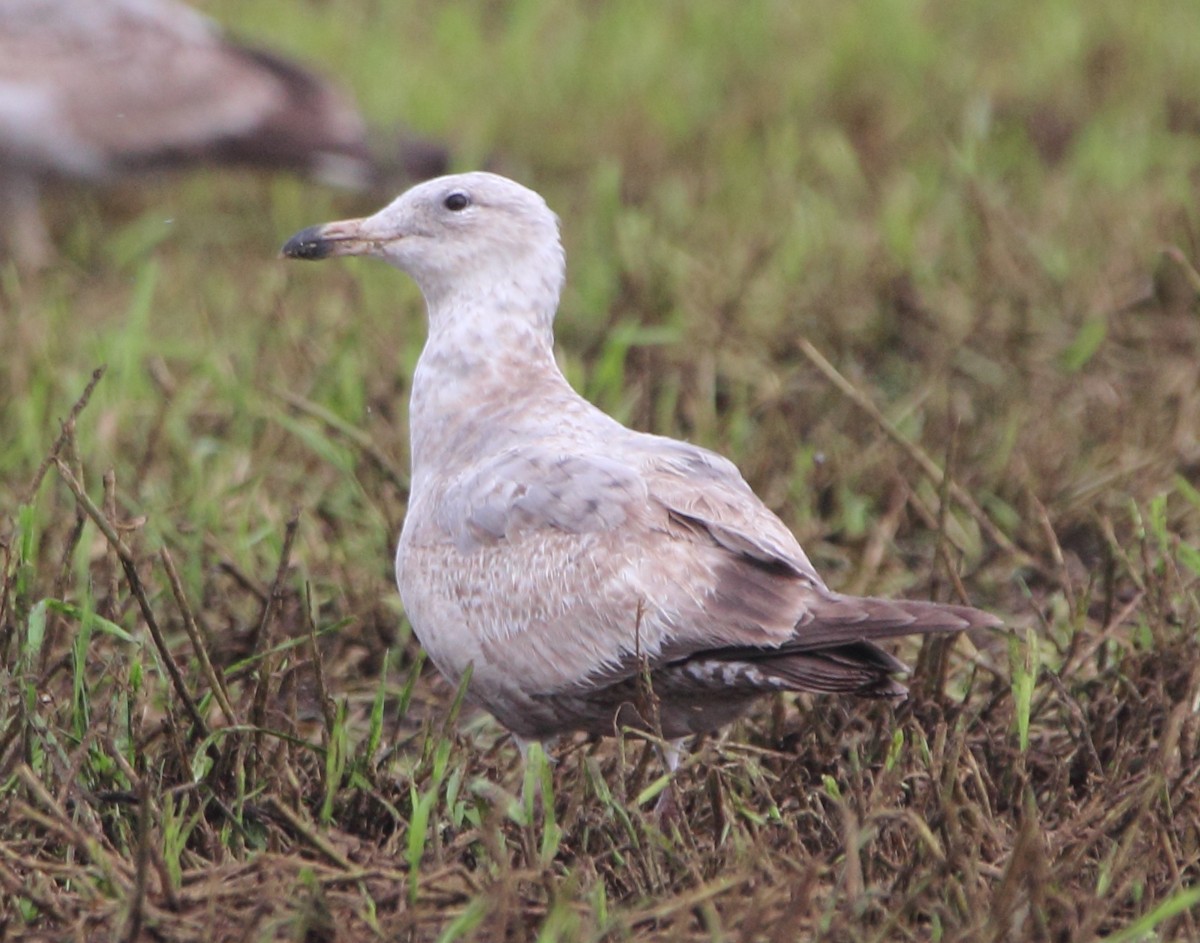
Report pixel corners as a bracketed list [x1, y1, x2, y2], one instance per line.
[443, 191, 471, 212]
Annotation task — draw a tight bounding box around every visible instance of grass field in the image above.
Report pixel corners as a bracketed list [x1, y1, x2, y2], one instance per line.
[3, 0, 1200, 939]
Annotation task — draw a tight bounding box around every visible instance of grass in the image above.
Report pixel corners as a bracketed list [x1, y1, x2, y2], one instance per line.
[3, 0, 1200, 938]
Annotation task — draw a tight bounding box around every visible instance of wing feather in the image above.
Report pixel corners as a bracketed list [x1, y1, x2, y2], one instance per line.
[435, 446, 646, 551]
[413, 431, 997, 708]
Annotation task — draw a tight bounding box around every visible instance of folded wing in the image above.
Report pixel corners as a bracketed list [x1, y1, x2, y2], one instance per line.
[427, 434, 997, 708]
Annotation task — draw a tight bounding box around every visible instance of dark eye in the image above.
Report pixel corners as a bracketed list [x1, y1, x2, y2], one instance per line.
[443, 191, 471, 212]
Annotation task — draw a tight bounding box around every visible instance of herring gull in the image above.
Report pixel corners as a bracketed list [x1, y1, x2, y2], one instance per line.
[282, 172, 1002, 759]
[0, 0, 446, 266]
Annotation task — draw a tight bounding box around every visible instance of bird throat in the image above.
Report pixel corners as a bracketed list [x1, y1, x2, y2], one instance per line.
[407, 300, 571, 489]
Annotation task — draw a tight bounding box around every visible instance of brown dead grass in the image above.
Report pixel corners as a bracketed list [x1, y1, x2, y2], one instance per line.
[2, 326, 1199, 941]
[5, 0, 1200, 939]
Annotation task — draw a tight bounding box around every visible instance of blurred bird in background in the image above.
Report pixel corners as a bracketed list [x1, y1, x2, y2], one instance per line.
[0, 0, 448, 267]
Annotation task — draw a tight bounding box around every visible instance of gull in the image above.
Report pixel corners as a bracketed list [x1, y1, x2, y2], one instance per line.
[282, 172, 1001, 764]
[0, 0, 446, 267]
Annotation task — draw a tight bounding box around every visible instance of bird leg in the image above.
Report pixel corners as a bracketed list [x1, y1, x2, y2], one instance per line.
[651, 737, 686, 823]
[0, 173, 52, 270]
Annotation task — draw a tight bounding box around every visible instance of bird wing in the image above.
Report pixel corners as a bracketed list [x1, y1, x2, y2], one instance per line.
[636, 436, 996, 656]
[413, 436, 993, 700]
[420, 438, 810, 670]
[0, 0, 364, 176]
[434, 446, 648, 551]
[628, 432, 824, 582]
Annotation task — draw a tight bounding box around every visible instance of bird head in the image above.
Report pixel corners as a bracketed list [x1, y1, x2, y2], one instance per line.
[281, 172, 565, 318]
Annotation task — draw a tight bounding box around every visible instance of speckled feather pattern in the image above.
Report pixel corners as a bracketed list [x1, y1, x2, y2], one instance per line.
[284, 172, 1003, 742]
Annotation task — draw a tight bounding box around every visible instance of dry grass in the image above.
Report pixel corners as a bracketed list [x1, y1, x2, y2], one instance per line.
[3, 0, 1200, 939]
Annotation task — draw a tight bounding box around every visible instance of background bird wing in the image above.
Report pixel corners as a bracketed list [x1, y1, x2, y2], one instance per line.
[0, 0, 363, 175]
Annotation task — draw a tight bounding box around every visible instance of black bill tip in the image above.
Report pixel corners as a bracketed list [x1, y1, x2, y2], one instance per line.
[280, 225, 334, 261]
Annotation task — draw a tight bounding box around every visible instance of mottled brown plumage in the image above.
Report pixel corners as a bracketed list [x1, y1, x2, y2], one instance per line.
[0, 0, 446, 266]
[282, 172, 1002, 751]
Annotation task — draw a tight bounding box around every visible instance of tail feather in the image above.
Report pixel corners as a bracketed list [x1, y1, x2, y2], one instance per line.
[674, 595, 1000, 699]
[663, 641, 910, 699]
[752, 642, 912, 698]
[792, 593, 1001, 651]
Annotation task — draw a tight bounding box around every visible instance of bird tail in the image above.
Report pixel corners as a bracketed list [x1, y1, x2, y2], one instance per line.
[792, 593, 1002, 651]
[745, 641, 912, 698]
[699, 594, 1000, 699]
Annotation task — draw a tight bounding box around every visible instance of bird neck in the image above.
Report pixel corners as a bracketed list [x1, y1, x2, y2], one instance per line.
[407, 294, 574, 489]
